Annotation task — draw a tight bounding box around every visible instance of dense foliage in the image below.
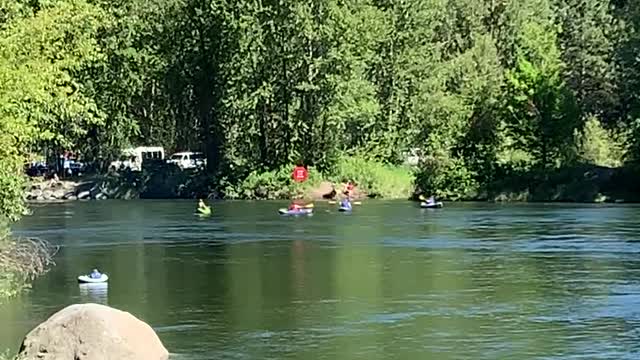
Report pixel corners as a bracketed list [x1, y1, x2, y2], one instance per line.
[2, 0, 640, 217]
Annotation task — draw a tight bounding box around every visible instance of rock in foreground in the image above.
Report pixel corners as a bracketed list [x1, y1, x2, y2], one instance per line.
[16, 303, 168, 360]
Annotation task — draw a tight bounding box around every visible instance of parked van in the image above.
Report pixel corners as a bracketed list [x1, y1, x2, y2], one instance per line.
[110, 146, 165, 171]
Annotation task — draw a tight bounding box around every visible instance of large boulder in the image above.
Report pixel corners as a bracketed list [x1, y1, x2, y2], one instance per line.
[16, 303, 168, 360]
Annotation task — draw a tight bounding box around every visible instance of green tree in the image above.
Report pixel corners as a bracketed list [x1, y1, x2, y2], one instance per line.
[77, 0, 177, 165]
[503, 20, 578, 168]
[555, 0, 619, 121]
[0, 0, 104, 221]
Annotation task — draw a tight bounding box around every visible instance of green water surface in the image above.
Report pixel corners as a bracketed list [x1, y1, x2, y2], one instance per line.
[1, 201, 639, 359]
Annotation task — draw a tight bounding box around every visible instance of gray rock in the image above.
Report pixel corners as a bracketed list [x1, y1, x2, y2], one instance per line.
[42, 190, 54, 199]
[16, 303, 169, 360]
[95, 193, 108, 200]
[62, 192, 76, 200]
[77, 190, 91, 199]
[52, 190, 66, 199]
[29, 189, 43, 200]
[65, 195, 78, 201]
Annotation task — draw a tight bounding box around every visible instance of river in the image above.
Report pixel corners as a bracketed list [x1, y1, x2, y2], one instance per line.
[1, 201, 640, 359]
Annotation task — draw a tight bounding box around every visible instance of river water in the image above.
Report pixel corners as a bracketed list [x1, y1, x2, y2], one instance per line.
[1, 201, 640, 359]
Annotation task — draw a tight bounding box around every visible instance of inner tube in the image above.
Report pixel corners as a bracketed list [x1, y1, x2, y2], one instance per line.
[78, 274, 109, 283]
[420, 201, 443, 209]
[279, 208, 313, 216]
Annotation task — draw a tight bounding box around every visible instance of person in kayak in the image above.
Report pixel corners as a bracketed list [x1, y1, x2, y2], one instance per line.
[90, 269, 102, 279]
[289, 203, 302, 211]
[198, 199, 210, 213]
[424, 195, 436, 205]
[289, 197, 306, 211]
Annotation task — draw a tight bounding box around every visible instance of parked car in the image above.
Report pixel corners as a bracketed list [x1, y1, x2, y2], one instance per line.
[25, 162, 48, 177]
[69, 161, 85, 176]
[167, 152, 206, 169]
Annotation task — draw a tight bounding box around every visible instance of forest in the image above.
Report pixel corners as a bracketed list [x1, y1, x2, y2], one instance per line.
[2, 0, 640, 221]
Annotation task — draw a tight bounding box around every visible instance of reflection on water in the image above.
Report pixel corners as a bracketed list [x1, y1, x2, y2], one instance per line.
[78, 283, 109, 305]
[1, 201, 640, 359]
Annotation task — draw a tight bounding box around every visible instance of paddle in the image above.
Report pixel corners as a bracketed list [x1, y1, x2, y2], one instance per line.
[304, 203, 314, 208]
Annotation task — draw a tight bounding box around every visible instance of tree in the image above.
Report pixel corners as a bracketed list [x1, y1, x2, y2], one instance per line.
[0, 0, 104, 221]
[503, 19, 578, 168]
[555, 0, 619, 121]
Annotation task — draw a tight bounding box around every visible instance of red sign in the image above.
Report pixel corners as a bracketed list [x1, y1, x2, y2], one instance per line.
[292, 166, 308, 182]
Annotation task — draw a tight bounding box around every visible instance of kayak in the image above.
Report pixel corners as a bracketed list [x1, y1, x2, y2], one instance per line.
[420, 201, 443, 209]
[78, 274, 109, 283]
[197, 206, 211, 216]
[338, 206, 352, 212]
[279, 208, 313, 216]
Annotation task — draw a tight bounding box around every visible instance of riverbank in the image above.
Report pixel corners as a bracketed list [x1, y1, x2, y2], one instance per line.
[24, 176, 139, 203]
[482, 164, 640, 203]
[24, 157, 416, 202]
[23, 161, 640, 204]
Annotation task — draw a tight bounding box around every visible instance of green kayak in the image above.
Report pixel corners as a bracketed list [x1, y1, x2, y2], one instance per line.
[197, 206, 212, 216]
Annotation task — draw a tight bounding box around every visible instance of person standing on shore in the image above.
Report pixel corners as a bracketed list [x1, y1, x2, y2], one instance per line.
[343, 180, 355, 199]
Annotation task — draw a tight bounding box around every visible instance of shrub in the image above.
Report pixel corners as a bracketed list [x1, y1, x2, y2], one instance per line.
[225, 165, 323, 200]
[0, 225, 57, 300]
[414, 155, 479, 200]
[329, 156, 414, 199]
[0, 156, 27, 223]
[573, 116, 628, 168]
[220, 157, 413, 200]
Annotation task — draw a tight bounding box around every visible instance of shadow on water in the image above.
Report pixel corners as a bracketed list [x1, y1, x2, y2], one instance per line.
[2, 201, 640, 359]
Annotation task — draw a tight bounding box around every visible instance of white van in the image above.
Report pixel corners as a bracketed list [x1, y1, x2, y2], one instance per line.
[110, 146, 165, 171]
[167, 152, 206, 169]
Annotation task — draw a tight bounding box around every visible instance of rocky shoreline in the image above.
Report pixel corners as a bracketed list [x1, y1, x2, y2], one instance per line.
[25, 179, 110, 202]
[25, 176, 368, 203]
